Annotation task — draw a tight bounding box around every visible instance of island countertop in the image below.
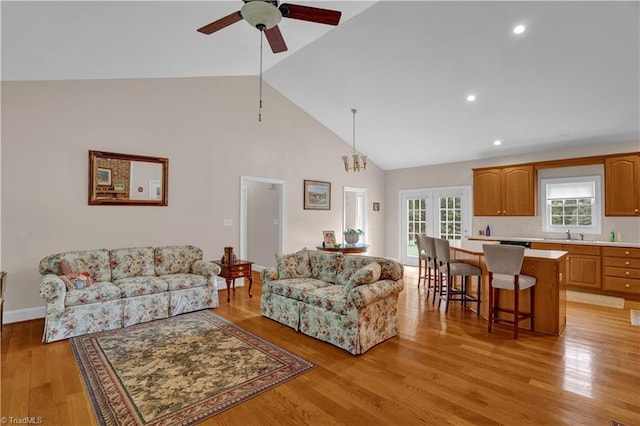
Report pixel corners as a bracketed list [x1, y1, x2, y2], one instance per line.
[450, 239, 567, 260]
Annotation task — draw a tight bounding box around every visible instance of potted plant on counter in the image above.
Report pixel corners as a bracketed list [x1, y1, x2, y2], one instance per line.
[343, 228, 364, 244]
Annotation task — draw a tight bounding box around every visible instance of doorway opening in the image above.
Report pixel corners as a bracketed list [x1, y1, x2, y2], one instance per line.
[240, 176, 286, 271]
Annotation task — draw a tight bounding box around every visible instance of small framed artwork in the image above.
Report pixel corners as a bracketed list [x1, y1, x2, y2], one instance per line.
[114, 183, 125, 191]
[373, 202, 380, 211]
[323, 231, 336, 246]
[97, 168, 112, 186]
[304, 180, 331, 210]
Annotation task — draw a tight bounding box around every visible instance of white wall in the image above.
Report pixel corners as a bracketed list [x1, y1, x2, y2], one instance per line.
[1, 76, 386, 321]
[384, 141, 640, 259]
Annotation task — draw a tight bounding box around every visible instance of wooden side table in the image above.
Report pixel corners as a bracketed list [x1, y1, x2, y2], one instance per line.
[212, 260, 254, 303]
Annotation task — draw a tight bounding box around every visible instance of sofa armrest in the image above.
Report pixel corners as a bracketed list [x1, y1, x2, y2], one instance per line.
[262, 267, 278, 282]
[192, 260, 220, 285]
[39, 274, 66, 307]
[349, 279, 404, 309]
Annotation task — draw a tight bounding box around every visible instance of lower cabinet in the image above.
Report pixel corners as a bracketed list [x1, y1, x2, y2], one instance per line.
[565, 245, 602, 289]
[603, 247, 640, 296]
[531, 242, 604, 293]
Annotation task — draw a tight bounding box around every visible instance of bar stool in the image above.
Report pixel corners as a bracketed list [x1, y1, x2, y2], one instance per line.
[423, 236, 440, 303]
[414, 233, 428, 288]
[483, 244, 536, 339]
[433, 238, 481, 314]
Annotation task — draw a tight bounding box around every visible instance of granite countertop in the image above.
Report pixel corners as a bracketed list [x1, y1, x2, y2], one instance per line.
[468, 235, 640, 249]
[450, 239, 567, 260]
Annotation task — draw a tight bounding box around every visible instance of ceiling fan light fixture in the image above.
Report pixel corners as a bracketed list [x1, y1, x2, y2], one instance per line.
[241, 1, 282, 30]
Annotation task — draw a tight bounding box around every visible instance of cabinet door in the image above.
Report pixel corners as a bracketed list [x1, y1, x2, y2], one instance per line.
[566, 254, 601, 289]
[605, 155, 639, 216]
[503, 166, 536, 216]
[473, 168, 503, 216]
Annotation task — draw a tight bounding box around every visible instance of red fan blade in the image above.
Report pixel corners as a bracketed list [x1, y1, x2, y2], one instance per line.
[279, 3, 341, 26]
[264, 25, 288, 53]
[197, 11, 243, 34]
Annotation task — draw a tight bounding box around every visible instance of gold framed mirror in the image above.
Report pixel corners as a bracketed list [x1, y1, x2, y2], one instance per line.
[88, 150, 168, 206]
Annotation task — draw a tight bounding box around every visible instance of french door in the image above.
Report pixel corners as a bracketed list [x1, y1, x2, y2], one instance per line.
[400, 186, 471, 265]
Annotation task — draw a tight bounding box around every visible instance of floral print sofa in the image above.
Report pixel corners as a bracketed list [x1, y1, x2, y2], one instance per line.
[261, 249, 404, 355]
[39, 245, 220, 343]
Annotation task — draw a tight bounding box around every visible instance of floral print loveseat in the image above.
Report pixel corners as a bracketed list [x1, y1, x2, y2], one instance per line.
[39, 245, 220, 343]
[261, 249, 404, 355]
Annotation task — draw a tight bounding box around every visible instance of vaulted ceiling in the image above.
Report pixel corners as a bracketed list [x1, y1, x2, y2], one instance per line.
[3, 1, 639, 170]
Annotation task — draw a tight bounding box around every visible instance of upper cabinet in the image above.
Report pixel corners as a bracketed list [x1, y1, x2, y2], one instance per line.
[605, 155, 640, 216]
[473, 165, 536, 216]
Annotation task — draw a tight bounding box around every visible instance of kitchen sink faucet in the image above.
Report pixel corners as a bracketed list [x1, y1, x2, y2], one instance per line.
[566, 229, 571, 240]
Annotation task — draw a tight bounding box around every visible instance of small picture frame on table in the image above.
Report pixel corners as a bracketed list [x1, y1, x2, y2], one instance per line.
[323, 231, 336, 246]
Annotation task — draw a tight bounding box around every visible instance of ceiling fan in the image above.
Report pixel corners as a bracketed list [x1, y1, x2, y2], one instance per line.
[197, 0, 342, 53]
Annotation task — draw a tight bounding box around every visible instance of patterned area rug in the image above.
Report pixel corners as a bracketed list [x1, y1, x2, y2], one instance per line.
[631, 309, 640, 326]
[71, 311, 316, 425]
[566, 290, 625, 309]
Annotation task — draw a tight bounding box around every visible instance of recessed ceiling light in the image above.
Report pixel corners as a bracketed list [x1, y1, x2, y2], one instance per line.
[493, 140, 502, 146]
[466, 94, 476, 102]
[513, 24, 526, 34]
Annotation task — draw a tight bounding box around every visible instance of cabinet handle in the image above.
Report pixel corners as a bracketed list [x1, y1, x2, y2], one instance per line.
[626, 261, 630, 265]
[626, 271, 630, 275]
[626, 284, 631, 288]
[497, 210, 501, 214]
[635, 208, 639, 213]
[625, 251, 630, 255]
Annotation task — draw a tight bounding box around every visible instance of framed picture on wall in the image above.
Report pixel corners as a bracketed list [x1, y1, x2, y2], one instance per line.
[97, 168, 112, 186]
[304, 180, 331, 210]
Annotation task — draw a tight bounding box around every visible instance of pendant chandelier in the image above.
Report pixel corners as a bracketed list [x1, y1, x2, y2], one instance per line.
[342, 108, 367, 172]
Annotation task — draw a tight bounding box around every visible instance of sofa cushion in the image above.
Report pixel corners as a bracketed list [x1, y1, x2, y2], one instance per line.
[60, 271, 94, 291]
[337, 255, 403, 286]
[159, 273, 208, 291]
[308, 250, 343, 284]
[39, 249, 112, 283]
[302, 285, 350, 315]
[154, 246, 203, 275]
[276, 248, 312, 279]
[269, 277, 331, 301]
[113, 276, 169, 297]
[64, 282, 122, 307]
[345, 262, 382, 292]
[110, 247, 156, 280]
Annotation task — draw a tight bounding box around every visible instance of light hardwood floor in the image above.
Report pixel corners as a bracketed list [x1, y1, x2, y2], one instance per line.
[2, 267, 639, 425]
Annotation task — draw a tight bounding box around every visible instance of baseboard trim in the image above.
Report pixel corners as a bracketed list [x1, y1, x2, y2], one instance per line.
[4, 306, 46, 325]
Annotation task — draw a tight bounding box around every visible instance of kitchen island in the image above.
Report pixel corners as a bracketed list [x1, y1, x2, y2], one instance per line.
[449, 240, 568, 336]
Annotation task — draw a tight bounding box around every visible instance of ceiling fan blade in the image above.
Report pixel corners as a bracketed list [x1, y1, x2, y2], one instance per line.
[279, 3, 342, 26]
[264, 25, 288, 53]
[197, 11, 243, 35]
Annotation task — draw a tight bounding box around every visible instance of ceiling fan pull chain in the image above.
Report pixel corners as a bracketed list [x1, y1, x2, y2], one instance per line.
[258, 29, 264, 122]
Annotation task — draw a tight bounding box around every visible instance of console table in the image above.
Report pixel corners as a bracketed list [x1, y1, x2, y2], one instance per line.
[212, 260, 254, 303]
[315, 243, 369, 254]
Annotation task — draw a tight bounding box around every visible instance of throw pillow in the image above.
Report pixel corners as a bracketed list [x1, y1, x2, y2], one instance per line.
[60, 271, 94, 291]
[276, 248, 312, 279]
[347, 262, 381, 290]
[58, 260, 73, 275]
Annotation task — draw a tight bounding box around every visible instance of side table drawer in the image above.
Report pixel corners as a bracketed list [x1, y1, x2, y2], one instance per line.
[603, 276, 640, 295]
[232, 270, 250, 278]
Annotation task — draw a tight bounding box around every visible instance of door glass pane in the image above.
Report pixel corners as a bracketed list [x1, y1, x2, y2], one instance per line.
[406, 198, 427, 257]
[439, 196, 462, 240]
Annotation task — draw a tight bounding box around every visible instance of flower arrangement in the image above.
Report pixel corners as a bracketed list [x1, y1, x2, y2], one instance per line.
[343, 228, 364, 244]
